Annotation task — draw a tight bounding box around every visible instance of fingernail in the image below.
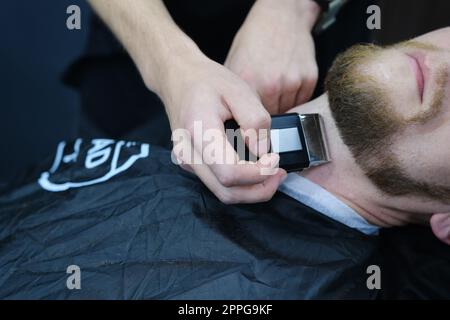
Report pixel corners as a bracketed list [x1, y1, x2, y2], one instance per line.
[258, 153, 279, 176]
[269, 153, 280, 168]
[259, 153, 279, 167]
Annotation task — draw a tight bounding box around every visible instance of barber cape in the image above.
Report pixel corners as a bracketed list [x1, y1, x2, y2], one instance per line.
[0, 139, 389, 299]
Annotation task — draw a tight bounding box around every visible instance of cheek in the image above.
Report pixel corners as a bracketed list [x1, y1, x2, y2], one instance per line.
[444, 82, 450, 109]
[395, 128, 450, 187]
[367, 61, 419, 119]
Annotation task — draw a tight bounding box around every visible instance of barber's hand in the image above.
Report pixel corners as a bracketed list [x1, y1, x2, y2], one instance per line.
[158, 52, 287, 204]
[225, 0, 321, 114]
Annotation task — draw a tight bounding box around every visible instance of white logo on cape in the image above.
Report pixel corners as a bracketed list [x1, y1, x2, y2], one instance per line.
[38, 139, 150, 192]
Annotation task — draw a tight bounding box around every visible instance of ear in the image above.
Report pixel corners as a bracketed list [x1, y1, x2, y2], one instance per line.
[430, 213, 450, 245]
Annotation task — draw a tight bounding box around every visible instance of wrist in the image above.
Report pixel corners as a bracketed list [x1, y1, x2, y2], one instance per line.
[140, 30, 205, 98]
[297, 0, 322, 30]
[255, 0, 321, 31]
[151, 39, 209, 109]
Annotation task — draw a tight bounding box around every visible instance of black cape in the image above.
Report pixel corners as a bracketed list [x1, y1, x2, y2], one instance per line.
[0, 139, 381, 299]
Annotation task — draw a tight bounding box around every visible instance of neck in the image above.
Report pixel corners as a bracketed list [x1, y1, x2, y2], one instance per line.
[293, 94, 414, 228]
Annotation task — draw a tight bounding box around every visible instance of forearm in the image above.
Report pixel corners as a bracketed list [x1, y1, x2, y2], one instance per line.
[88, 0, 203, 95]
[255, 0, 321, 30]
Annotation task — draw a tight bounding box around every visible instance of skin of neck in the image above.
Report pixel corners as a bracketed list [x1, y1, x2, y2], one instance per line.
[292, 94, 426, 228]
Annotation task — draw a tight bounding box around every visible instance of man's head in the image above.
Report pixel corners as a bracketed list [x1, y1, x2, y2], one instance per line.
[324, 28, 450, 244]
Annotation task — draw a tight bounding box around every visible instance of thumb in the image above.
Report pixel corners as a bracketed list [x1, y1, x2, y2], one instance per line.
[430, 213, 450, 245]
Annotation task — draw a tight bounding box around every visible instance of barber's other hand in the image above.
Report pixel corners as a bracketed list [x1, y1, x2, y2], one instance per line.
[225, 0, 321, 114]
[157, 52, 287, 204]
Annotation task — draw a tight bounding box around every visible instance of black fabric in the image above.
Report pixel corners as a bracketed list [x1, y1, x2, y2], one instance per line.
[65, 55, 172, 147]
[313, 0, 377, 96]
[1, 141, 450, 299]
[64, 0, 375, 142]
[79, 0, 256, 62]
[379, 225, 450, 299]
[0, 141, 379, 299]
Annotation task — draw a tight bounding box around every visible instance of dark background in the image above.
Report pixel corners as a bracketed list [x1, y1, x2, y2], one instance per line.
[0, 0, 90, 184]
[1, 0, 449, 185]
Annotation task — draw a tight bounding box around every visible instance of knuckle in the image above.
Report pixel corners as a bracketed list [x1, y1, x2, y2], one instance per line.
[285, 71, 301, 84]
[306, 67, 319, 82]
[237, 69, 255, 83]
[306, 75, 318, 84]
[216, 169, 236, 188]
[284, 76, 301, 93]
[246, 112, 271, 130]
[261, 77, 281, 98]
[184, 120, 197, 136]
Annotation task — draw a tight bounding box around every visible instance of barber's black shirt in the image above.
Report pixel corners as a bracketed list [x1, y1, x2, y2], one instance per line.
[65, 0, 374, 139]
[85, 0, 255, 63]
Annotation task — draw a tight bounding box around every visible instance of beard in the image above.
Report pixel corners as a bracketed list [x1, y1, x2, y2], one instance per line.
[325, 42, 450, 203]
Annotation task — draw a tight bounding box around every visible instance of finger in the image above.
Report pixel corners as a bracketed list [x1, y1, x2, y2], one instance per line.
[189, 116, 280, 187]
[224, 169, 287, 203]
[208, 153, 282, 187]
[295, 72, 318, 105]
[172, 129, 195, 169]
[224, 86, 272, 157]
[179, 161, 194, 174]
[294, 80, 315, 105]
[186, 114, 238, 166]
[260, 86, 281, 115]
[279, 86, 299, 113]
[191, 157, 287, 204]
